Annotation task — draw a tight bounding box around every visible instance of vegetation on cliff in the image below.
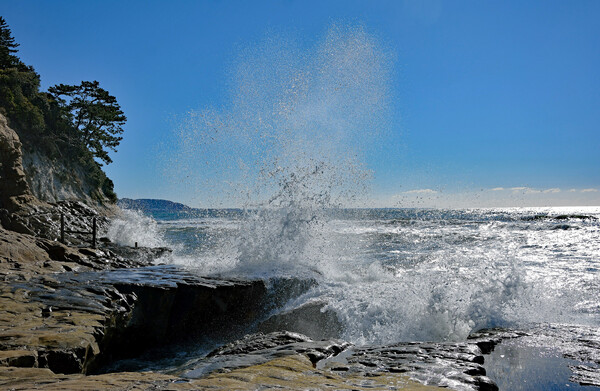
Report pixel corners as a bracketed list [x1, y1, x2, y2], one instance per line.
[0, 16, 123, 203]
[48, 81, 126, 166]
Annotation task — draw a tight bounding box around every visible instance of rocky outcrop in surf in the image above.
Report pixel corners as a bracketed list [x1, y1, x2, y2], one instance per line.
[0, 256, 266, 375]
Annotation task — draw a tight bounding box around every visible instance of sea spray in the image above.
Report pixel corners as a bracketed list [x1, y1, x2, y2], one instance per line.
[159, 25, 598, 345]
[171, 24, 392, 274]
[166, 24, 533, 343]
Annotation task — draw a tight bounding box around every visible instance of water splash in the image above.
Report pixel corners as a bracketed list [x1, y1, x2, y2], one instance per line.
[106, 209, 168, 248]
[166, 25, 536, 343]
[172, 24, 391, 274]
[162, 25, 599, 345]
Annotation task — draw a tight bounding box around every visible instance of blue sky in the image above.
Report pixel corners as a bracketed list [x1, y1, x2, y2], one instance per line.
[3, 0, 599, 207]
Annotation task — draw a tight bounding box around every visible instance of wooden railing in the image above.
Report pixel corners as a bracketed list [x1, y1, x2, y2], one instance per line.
[60, 213, 97, 248]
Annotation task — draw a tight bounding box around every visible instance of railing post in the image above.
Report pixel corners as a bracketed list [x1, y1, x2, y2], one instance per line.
[92, 217, 97, 249]
[60, 214, 65, 244]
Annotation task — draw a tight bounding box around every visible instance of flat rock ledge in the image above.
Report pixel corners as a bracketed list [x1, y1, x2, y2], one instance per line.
[0, 264, 266, 376]
[180, 331, 497, 391]
[0, 225, 266, 378]
[0, 355, 444, 391]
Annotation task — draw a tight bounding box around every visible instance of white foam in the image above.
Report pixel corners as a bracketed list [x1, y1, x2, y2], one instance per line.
[106, 209, 168, 249]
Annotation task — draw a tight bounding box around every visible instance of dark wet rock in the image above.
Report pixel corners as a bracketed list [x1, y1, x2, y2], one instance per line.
[257, 299, 343, 340]
[183, 331, 350, 378]
[207, 331, 315, 357]
[527, 324, 600, 363]
[104, 243, 172, 265]
[0, 262, 267, 375]
[472, 325, 600, 388]
[103, 267, 267, 355]
[467, 328, 529, 354]
[570, 365, 600, 386]
[341, 341, 496, 391]
[0, 351, 37, 368]
[540, 324, 600, 386]
[42, 350, 86, 375]
[182, 331, 497, 390]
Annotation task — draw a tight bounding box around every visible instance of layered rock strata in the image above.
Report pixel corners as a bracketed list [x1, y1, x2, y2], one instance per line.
[0, 258, 266, 375]
[0, 354, 444, 391]
[181, 331, 498, 391]
[0, 113, 36, 212]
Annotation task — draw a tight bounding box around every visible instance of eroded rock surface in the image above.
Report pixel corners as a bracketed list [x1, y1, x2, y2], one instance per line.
[0, 113, 36, 212]
[0, 354, 444, 390]
[0, 263, 267, 375]
[195, 354, 445, 390]
[0, 366, 206, 390]
[0, 225, 167, 281]
[180, 331, 498, 391]
[1, 200, 112, 246]
[183, 331, 351, 377]
[343, 342, 497, 391]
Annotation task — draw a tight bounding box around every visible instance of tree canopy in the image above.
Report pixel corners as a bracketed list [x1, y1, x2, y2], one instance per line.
[0, 16, 19, 68]
[48, 81, 127, 165]
[0, 16, 119, 202]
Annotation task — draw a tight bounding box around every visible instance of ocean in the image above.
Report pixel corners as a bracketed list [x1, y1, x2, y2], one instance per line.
[108, 205, 600, 390]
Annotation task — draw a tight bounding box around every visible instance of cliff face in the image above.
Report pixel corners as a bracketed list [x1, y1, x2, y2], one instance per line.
[0, 114, 36, 211]
[22, 149, 101, 205]
[0, 113, 117, 240]
[0, 113, 114, 208]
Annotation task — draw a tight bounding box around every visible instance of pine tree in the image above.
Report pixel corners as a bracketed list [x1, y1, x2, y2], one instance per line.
[48, 81, 126, 165]
[0, 16, 21, 69]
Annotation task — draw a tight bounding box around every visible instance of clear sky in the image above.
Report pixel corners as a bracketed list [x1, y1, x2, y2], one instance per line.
[3, 0, 599, 207]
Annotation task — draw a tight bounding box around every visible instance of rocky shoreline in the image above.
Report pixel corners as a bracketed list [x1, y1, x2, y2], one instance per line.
[3, 114, 599, 390]
[0, 200, 500, 390]
[4, 206, 599, 391]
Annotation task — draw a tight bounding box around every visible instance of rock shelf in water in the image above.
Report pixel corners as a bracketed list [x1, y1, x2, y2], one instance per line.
[0, 252, 266, 374]
[0, 216, 493, 390]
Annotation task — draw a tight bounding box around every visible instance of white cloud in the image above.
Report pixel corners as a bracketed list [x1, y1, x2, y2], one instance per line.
[490, 187, 505, 191]
[524, 188, 541, 194]
[510, 187, 539, 194]
[568, 189, 577, 192]
[508, 187, 561, 194]
[581, 188, 599, 193]
[404, 189, 438, 194]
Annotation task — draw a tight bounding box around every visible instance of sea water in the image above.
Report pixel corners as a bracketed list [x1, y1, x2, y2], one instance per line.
[108, 206, 600, 389]
[111, 206, 600, 345]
